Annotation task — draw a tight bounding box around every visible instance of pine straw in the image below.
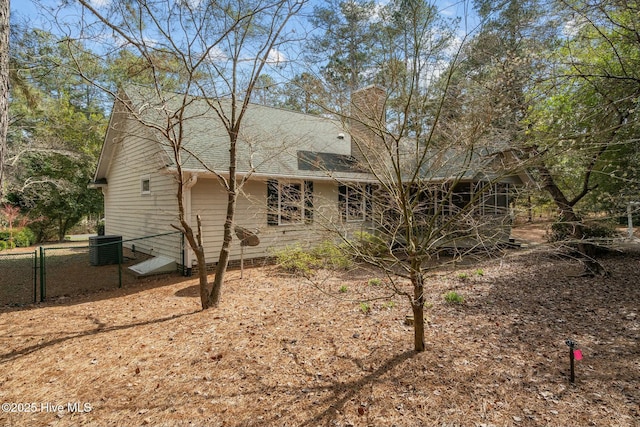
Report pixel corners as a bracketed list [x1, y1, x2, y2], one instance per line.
[0, 247, 638, 427]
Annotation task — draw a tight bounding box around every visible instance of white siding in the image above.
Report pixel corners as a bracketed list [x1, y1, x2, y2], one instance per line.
[190, 178, 362, 264]
[102, 118, 182, 260]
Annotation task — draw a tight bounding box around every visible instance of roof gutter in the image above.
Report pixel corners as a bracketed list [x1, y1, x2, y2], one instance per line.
[87, 178, 108, 189]
[165, 167, 379, 183]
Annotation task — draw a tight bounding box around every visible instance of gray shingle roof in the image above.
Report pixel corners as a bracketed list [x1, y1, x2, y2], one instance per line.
[97, 85, 530, 186]
[123, 85, 370, 180]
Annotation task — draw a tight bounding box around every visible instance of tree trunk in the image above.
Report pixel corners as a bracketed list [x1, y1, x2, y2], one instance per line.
[194, 215, 210, 308]
[208, 188, 236, 307]
[207, 132, 239, 308]
[537, 161, 607, 276]
[174, 171, 210, 309]
[410, 267, 426, 352]
[0, 0, 8, 201]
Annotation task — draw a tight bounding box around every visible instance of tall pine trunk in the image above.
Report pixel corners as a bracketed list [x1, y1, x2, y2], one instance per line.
[0, 0, 9, 201]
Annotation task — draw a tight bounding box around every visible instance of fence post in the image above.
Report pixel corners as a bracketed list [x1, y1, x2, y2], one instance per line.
[39, 246, 46, 302]
[181, 233, 185, 276]
[33, 249, 38, 304]
[118, 241, 123, 288]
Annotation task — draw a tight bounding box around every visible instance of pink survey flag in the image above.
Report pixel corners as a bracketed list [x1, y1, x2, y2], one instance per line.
[573, 349, 583, 360]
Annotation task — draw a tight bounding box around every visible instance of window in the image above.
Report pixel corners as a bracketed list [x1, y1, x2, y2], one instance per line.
[267, 180, 313, 225]
[280, 182, 302, 224]
[475, 182, 510, 215]
[452, 182, 472, 213]
[141, 176, 151, 195]
[339, 184, 367, 222]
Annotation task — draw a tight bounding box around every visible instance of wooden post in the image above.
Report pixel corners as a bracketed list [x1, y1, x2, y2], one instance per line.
[240, 242, 244, 279]
[566, 339, 576, 383]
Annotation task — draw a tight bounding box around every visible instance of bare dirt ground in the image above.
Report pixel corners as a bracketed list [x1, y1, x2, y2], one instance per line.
[0, 225, 638, 427]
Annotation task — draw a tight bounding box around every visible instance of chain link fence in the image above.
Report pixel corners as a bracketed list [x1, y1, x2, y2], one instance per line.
[0, 232, 182, 307]
[0, 250, 38, 306]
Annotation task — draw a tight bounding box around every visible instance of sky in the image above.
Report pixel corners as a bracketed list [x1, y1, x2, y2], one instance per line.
[10, 0, 479, 31]
[9, 0, 480, 86]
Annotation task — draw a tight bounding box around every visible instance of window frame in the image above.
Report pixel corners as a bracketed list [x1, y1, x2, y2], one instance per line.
[339, 184, 368, 223]
[474, 182, 510, 215]
[278, 181, 304, 225]
[346, 185, 365, 222]
[267, 179, 313, 226]
[140, 175, 151, 195]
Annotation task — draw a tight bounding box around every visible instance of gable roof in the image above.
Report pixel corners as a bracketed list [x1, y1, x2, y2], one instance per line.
[93, 85, 533, 187]
[94, 85, 373, 183]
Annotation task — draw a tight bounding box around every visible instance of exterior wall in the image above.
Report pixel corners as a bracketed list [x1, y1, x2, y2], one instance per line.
[102, 118, 181, 261]
[189, 178, 370, 266]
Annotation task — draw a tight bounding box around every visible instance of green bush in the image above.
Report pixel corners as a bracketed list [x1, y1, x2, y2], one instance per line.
[359, 302, 371, 314]
[0, 227, 36, 250]
[444, 291, 464, 304]
[13, 228, 36, 247]
[273, 241, 353, 275]
[354, 231, 389, 257]
[273, 244, 320, 275]
[311, 240, 353, 270]
[368, 278, 383, 286]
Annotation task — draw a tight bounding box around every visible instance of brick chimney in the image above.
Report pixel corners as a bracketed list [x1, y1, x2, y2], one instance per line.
[349, 85, 387, 167]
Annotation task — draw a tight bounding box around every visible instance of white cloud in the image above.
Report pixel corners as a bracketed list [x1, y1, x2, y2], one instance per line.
[267, 49, 286, 65]
[205, 46, 228, 62]
[185, 0, 203, 8]
[89, 0, 111, 8]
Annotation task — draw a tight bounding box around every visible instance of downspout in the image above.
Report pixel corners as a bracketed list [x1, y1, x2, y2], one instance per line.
[183, 173, 198, 274]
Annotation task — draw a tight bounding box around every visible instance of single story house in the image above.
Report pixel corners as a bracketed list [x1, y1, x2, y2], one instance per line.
[90, 85, 532, 271]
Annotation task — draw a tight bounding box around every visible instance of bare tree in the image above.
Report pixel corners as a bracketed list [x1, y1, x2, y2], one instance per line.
[303, 0, 531, 352]
[321, 85, 528, 352]
[65, 0, 307, 308]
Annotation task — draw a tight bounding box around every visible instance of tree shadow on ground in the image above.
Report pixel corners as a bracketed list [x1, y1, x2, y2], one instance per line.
[295, 349, 417, 426]
[0, 272, 190, 314]
[0, 309, 199, 365]
[214, 346, 419, 427]
[466, 248, 640, 386]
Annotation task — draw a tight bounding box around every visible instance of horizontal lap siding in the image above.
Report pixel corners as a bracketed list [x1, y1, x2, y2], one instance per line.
[191, 179, 347, 264]
[103, 119, 181, 260]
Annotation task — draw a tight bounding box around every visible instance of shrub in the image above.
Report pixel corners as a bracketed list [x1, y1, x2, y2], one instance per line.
[359, 302, 371, 314]
[354, 231, 389, 257]
[0, 227, 36, 250]
[273, 241, 354, 276]
[549, 218, 618, 243]
[311, 240, 353, 270]
[444, 291, 464, 304]
[13, 228, 36, 247]
[368, 278, 383, 286]
[273, 244, 321, 275]
[339, 285, 348, 293]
